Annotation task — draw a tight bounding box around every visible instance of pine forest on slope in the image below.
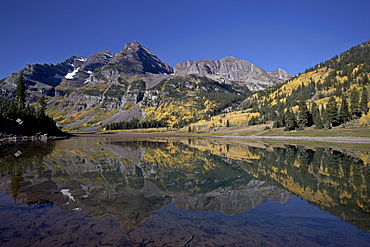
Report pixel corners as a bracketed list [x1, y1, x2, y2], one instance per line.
[237, 40, 370, 131]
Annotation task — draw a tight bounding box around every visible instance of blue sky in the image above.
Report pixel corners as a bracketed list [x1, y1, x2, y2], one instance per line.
[1, 0, 370, 79]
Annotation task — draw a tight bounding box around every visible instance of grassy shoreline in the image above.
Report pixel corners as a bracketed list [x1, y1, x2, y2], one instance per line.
[73, 125, 370, 139]
[70, 125, 370, 153]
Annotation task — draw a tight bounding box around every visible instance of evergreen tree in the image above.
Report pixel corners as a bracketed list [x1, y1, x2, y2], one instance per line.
[297, 99, 313, 127]
[321, 107, 331, 129]
[248, 116, 258, 126]
[339, 95, 350, 124]
[326, 96, 340, 127]
[360, 87, 369, 114]
[16, 72, 26, 107]
[273, 113, 285, 128]
[284, 108, 297, 131]
[311, 101, 323, 129]
[350, 89, 361, 118]
[38, 96, 47, 117]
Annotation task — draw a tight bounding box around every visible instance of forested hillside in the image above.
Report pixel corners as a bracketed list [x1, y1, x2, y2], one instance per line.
[237, 40, 370, 130]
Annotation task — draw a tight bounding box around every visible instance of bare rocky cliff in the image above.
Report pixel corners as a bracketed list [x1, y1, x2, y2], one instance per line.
[174, 56, 284, 91]
[63, 49, 114, 85]
[90, 41, 173, 86]
[268, 68, 293, 81]
[0, 56, 77, 100]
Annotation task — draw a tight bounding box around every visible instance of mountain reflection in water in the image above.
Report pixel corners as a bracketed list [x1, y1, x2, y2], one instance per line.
[0, 137, 369, 246]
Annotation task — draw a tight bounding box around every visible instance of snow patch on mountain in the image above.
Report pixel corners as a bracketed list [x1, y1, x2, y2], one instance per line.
[65, 67, 80, 79]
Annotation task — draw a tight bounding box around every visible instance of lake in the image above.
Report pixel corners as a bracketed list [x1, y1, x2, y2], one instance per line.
[0, 136, 369, 246]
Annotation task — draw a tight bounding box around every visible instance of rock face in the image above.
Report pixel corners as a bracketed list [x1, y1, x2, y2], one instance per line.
[0, 50, 115, 100]
[80, 49, 114, 72]
[0, 41, 174, 101]
[90, 41, 173, 86]
[268, 68, 293, 81]
[63, 49, 114, 85]
[104, 41, 173, 75]
[174, 56, 283, 91]
[0, 42, 291, 101]
[0, 57, 77, 100]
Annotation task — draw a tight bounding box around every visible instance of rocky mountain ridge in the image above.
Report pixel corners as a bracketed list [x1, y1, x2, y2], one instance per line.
[0, 57, 77, 101]
[0, 41, 291, 131]
[65, 49, 114, 85]
[1, 41, 289, 99]
[174, 56, 291, 91]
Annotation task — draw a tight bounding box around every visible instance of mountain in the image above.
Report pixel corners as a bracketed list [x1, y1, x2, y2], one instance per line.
[51, 73, 251, 131]
[0, 57, 77, 101]
[88, 41, 174, 89]
[2, 39, 369, 133]
[64, 49, 114, 85]
[0, 42, 172, 100]
[182, 40, 370, 132]
[0, 50, 115, 101]
[174, 56, 284, 91]
[0, 41, 290, 132]
[268, 68, 293, 81]
[100, 41, 173, 75]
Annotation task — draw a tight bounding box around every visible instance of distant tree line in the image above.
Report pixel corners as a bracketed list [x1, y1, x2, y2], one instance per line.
[104, 119, 167, 130]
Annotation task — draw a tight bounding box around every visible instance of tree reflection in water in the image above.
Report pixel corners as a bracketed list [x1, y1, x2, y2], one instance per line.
[0, 138, 369, 246]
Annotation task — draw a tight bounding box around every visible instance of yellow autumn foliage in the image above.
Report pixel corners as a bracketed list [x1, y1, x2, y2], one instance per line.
[187, 140, 261, 161]
[360, 110, 370, 127]
[359, 152, 370, 165]
[187, 110, 261, 132]
[268, 68, 332, 101]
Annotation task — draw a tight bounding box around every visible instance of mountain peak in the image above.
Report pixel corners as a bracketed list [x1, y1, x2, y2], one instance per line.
[220, 56, 239, 62]
[102, 41, 173, 75]
[268, 68, 293, 81]
[124, 40, 141, 48]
